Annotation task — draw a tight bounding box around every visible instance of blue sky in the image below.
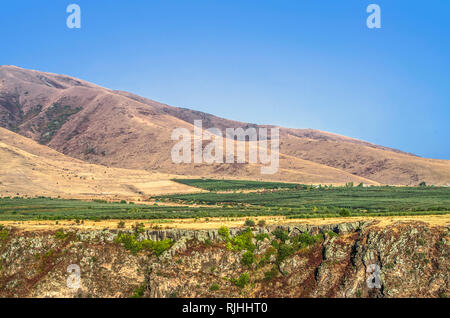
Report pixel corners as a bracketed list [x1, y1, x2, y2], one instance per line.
[0, 1, 449, 159]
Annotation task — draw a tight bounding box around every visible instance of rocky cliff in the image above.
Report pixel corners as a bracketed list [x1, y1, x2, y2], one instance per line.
[0, 220, 448, 298]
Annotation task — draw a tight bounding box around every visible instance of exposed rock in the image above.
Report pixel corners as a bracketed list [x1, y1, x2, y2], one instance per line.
[0, 221, 448, 298]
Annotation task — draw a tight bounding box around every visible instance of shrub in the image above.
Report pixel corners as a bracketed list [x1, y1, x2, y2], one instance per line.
[168, 291, 178, 298]
[204, 239, 212, 246]
[255, 233, 270, 242]
[241, 251, 255, 267]
[234, 273, 250, 288]
[141, 239, 174, 256]
[114, 233, 173, 256]
[232, 228, 255, 252]
[114, 233, 142, 254]
[117, 221, 126, 229]
[55, 229, 70, 240]
[294, 233, 318, 247]
[275, 243, 294, 266]
[325, 230, 338, 238]
[209, 283, 220, 292]
[218, 226, 230, 241]
[339, 209, 351, 217]
[258, 220, 266, 227]
[259, 246, 276, 267]
[272, 228, 289, 242]
[0, 227, 9, 242]
[264, 266, 278, 280]
[132, 283, 147, 298]
[244, 219, 255, 227]
[132, 222, 145, 234]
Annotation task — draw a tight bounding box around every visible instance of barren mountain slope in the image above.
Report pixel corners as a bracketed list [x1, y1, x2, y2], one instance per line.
[0, 127, 200, 199]
[0, 126, 377, 196]
[281, 131, 450, 186]
[1, 65, 449, 185]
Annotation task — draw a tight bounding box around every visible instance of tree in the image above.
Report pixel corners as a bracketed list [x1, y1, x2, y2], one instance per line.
[218, 226, 230, 241]
[339, 209, 351, 217]
[272, 228, 289, 242]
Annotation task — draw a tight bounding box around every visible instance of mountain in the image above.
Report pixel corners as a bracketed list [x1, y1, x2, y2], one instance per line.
[1, 65, 449, 186]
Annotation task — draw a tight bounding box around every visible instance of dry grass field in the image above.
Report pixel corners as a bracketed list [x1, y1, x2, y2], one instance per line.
[2, 214, 448, 232]
[0, 127, 201, 200]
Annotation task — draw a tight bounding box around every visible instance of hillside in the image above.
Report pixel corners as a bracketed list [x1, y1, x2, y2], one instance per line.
[1, 65, 449, 186]
[0, 127, 199, 200]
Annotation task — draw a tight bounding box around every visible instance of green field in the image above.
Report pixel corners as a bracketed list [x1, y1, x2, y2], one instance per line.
[0, 180, 449, 221]
[162, 184, 450, 212]
[172, 179, 301, 191]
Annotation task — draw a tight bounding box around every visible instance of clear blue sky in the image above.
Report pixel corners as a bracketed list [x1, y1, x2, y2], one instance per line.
[1, 1, 449, 159]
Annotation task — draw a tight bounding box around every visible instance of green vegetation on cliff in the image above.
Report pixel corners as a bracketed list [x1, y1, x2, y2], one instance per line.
[114, 232, 173, 256]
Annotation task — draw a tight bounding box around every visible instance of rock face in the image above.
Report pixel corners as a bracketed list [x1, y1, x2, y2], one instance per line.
[0, 221, 448, 298]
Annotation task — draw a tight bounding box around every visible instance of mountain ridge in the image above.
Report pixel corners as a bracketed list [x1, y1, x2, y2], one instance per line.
[1, 65, 449, 186]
